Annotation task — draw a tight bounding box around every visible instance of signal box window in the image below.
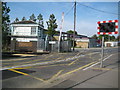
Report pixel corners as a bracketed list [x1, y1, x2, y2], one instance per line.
[31, 27, 36, 35]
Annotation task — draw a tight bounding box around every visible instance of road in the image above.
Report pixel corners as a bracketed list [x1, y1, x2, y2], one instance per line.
[1, 47, 119, 88]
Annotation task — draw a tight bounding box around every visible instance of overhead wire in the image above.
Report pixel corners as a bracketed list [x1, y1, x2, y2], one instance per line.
[64, 3, 75, 17]
[62, 3, 75, 31]
[77, 3, 119, 16]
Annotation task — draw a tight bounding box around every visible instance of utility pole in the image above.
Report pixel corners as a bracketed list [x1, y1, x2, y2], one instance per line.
[73, 0, 76, 51]
[58, 12, 64, 52]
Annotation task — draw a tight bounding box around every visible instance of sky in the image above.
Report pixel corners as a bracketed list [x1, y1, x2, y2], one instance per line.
[7, 1, 118, 37]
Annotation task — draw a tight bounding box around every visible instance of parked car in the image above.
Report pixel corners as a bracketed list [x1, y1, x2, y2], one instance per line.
[96, 44, 101, 47]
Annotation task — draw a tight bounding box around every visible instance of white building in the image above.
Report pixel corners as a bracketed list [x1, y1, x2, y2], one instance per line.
[105, 41, 118, 47]
[10, 20, 44, 52]
[11, 20, 39, 42]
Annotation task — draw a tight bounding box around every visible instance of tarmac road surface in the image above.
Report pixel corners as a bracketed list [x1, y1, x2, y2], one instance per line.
[1, 47, 119, 88]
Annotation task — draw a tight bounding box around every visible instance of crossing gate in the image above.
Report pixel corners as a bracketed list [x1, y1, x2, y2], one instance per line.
[37, 40, 72, 52]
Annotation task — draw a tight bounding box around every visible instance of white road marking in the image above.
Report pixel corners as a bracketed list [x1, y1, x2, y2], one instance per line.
[82, 54, 114, 71]
[0, 52, 101, 71]
[1, 55, 85, 70]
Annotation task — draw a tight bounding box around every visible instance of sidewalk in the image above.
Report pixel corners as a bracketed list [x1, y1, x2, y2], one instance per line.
[72, 66, 118, 88]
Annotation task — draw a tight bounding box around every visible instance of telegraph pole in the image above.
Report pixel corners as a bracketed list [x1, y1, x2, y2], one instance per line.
[73, 0, 76, 51]
[58, 12, 64, 52]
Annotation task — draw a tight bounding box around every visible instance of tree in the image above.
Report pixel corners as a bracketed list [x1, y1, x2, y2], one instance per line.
[91, 34, 98, 39]
[117, 35, 120, 41]
[98, 35, 110, 41]
[67, 30, 77, 35]
[46, 14, 58, 40]
[110, 35, 115, 41]
[2, 2, 11, 50]
[22, 17, 26, 21]
[29, 14, 36, 21]
[37, 14, 44, 28]
[14, 17, 19, 22]
[37, 14, 44, 38]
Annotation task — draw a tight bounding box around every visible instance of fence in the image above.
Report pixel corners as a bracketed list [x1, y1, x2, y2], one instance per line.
[37, 40, 72, 52]
[11, 39, 72, 52]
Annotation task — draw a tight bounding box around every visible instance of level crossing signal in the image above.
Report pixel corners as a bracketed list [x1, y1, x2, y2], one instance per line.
[97, 20, 118, 35]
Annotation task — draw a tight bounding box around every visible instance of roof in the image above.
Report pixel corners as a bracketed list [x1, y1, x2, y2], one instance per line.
[75, 35, 88, 38]
[11, 20, 37, 24]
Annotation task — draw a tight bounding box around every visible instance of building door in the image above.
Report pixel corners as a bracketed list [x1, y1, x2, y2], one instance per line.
[106, 43, 111, 47]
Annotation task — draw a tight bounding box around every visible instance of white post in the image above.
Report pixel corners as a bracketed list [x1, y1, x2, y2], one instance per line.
[58, 12, 64, 52]
[100, 36, 104, 68]
[45, 35, 48, 51]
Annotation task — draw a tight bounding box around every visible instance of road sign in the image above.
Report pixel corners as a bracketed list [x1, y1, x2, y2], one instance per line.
[96, 20, 119, 68]
[97, 20, 118, 35]
[49, 41, 56, 44]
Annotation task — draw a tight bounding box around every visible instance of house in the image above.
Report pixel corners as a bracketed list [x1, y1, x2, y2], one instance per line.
[10, 20, 72, 52]
[75, 35, 98, 48]
[10, 20, 46, 52]
[75, 35, 89, 48]
[88, 38, 98, 48]
[53, 31, 71, 41]
[105, 41, 118, 47]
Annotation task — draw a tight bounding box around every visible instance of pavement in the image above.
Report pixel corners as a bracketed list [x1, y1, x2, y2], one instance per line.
[73, 67, 118, 88]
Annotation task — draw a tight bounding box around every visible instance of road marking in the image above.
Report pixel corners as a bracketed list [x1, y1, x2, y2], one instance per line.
[13, 67, 32, 69]
[8, 69, 28, 75]
[68, 52, 100, 66]
[68, 58, 79, 66]
[8, 69, 45, 82]
[91, 68, 111, 71]
[1, 54, 85, 70]
[62, 61, 97, 76]
[1, 52, 104, 71]
[2, 53, 70, 65]
[60, 53, 112, 77]
[3, 53, 80, 70]
[1, 52, 101, 70]
[2, 53, 56, 62]
[76, 52, 80, 56]
[2, 56, 67, 69]
[51, 70, 64, 79]
[14, 64, 68, 69]
[2, 54, 64, 65]
[83, 54, 113, 71]
[3, 52, 79, 63]
[89, 53, 101, 60]
[33, 64, 67, 68]
[2, 58, 30, 62]
[12, 54, 37, 56]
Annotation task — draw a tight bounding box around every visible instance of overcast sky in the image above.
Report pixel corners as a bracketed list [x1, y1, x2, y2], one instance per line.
[7, 1, 118, 37]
